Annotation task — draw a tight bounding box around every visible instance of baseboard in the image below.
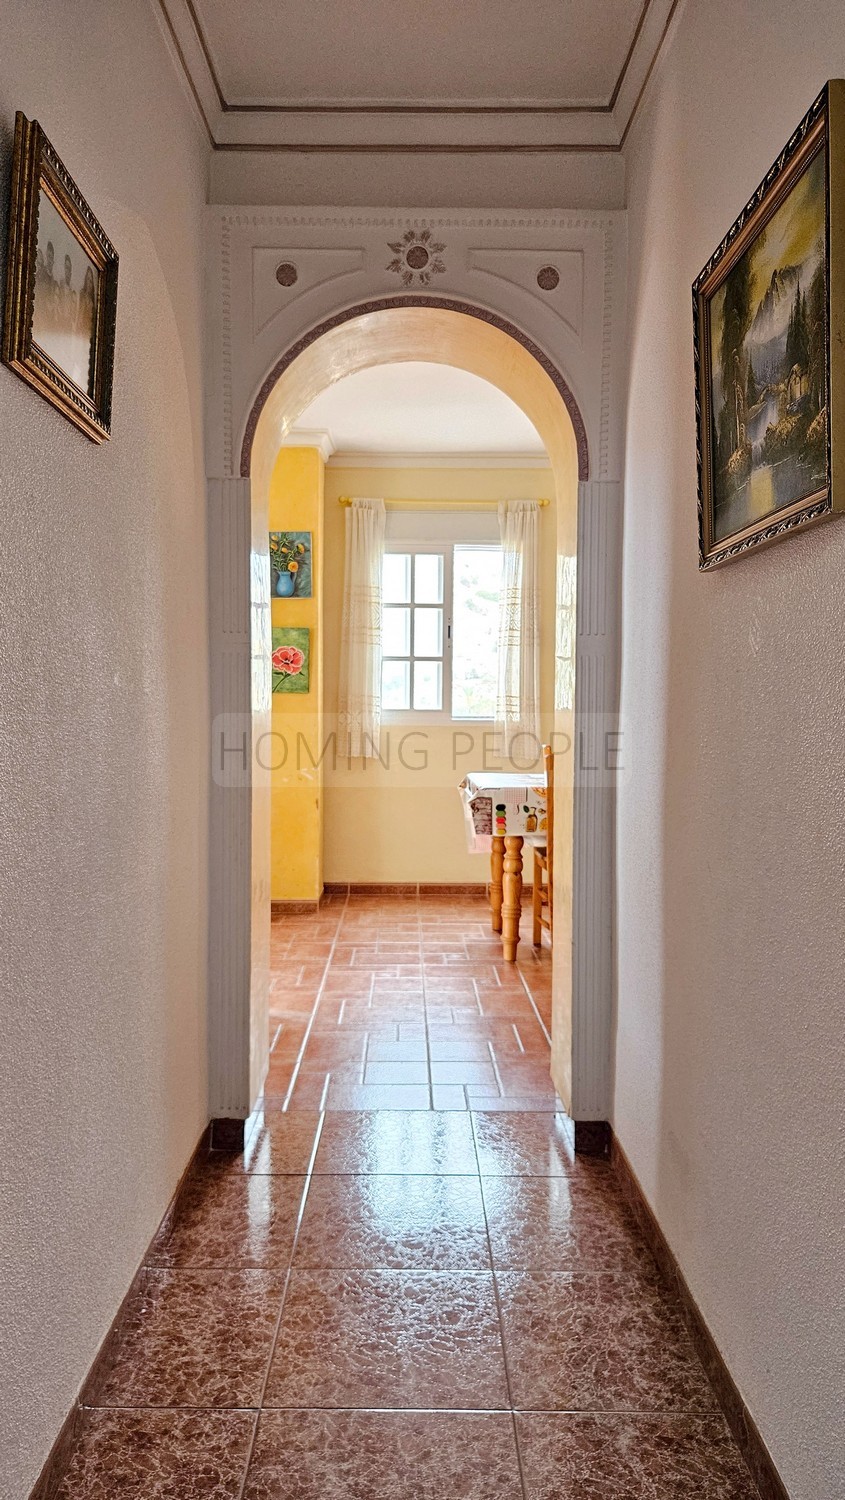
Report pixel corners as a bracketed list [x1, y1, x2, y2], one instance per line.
[271, 898, 322, 914]
[610, 1131, 790, 1500]
[320, 881, 490, 895]
[29, 1122, 213, 1499]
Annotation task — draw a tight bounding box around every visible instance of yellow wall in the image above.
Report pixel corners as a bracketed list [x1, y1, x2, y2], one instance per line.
[322, 464, 555, 886]
[269, 447, 324, 900]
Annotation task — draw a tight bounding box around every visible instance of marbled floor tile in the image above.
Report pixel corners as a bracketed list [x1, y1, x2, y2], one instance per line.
[472, 1111, 574, 1175]
[243, 1410, 523, 1500]
[90, 1269, 286, 1408]
[265, 1270, 509, 1410]
[482, 1173, 653, 1272]
[314, 1110, 478, 1174]
[497, 1271, 717, 1413]
[516, 1413, 760, 1499]
[210, 1112, 322, 1174]
[294, 1174, 491, 1270]
[147, 1174, 308, 1268]
[54, 1409, 255, 1500]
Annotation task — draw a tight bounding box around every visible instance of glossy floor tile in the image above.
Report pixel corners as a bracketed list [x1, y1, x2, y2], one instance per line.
[57, 891, 761, 1498]
[265, 1269, 510, 1409]
[516, 1413, 760, 1499]
[243, 1410, 523, 1500]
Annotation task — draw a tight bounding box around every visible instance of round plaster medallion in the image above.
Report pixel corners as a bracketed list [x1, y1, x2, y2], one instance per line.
[275, 262, 298, 287]
[386, 228, 446, 287]
[537, 265, 560, 292]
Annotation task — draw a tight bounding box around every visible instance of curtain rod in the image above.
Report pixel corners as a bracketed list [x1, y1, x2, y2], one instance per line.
[338, 496, 550, 509]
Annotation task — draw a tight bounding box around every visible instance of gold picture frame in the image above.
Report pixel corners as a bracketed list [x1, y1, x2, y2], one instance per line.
[2, 112, 118, 442]
[693, 82, 845, 569]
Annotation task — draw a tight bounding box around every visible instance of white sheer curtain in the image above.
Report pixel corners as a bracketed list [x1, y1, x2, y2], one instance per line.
[338, 498, 386, 759]
[496, 500, 540, 758]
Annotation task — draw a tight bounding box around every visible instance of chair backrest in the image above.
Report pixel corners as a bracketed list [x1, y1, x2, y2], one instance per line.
[542, 743, 554, 877]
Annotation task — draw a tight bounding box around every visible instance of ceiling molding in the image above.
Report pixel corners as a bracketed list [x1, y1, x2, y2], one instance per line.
[154, 0, 682, 153]
[326, 450, 551, 470]
[281, 428, 335, 462]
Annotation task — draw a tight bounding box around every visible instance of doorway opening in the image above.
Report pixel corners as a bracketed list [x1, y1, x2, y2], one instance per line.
[245, 303, 582, 1116]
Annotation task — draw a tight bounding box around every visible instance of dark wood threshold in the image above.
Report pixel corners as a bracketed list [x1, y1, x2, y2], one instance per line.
[28, 1122, 214, 1499]
[610, 1130, 790, 1500]
[572, 1119, 612, 1157]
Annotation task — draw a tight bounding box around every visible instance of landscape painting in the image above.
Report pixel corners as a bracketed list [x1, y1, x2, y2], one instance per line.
[693, 85, 845, 568]
[272, 627, 310, 694]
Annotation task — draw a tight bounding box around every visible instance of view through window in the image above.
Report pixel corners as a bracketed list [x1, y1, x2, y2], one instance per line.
[381, 543, 501, 719]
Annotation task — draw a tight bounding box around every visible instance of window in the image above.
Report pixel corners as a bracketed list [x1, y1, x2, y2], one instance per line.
[381, 543, 501, 719]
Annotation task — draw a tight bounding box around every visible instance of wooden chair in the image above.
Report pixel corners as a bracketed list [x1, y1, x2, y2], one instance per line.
[532, 743, 554, 946]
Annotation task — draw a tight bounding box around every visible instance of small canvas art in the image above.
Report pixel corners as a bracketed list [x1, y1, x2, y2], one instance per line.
[272, 627, 310, 694]
[269, 531, 312, 597]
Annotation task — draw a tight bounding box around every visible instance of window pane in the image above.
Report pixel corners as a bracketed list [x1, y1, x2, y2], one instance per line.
[383, 552, 411, 603]
[452, 545, 502, 719]
[413, 606, 443, 657]
[414, 553, 444, 603]
[413, 659, 442, 711]
[383, 605, 411, 656]
[382, 658, 410, 710]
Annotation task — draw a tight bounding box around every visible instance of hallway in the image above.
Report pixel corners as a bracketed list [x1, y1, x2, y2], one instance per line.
[53, 893, 759, 1498]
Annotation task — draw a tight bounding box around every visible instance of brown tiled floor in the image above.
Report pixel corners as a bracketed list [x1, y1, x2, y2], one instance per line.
[57, 891, 761, 1498]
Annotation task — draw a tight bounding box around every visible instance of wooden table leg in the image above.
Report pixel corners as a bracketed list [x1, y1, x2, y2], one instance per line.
[490, 836, 504, 933]
[502, 835, 524, 961]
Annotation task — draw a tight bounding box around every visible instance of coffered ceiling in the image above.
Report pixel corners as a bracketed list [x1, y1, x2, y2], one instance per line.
[154, 0, 681, 151]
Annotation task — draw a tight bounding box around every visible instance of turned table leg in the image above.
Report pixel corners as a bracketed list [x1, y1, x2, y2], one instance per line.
[502, 835, 524, 962]
[490, 836, 504, 933]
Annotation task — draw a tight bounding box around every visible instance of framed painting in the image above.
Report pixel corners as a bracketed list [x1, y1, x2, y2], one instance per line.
[2, 112, 118, 442]
[272, 627, 310, 693]
[269, 531, 312, 596]
[693, 82, 845, 568]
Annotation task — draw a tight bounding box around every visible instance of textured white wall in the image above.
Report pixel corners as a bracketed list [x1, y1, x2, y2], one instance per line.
[617, 5, 845, 1496]
[0, 5, 209, 1497]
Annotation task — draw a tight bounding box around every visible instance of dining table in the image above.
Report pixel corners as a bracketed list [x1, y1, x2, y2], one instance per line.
[459, 769, 548, 961]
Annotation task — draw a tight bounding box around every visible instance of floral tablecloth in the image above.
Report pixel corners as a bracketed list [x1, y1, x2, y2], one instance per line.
[459, 771, 548, 854]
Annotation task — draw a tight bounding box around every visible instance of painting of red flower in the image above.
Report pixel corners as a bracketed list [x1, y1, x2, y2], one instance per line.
[271, 627, 310, 694]
[272, 644, 304, 675]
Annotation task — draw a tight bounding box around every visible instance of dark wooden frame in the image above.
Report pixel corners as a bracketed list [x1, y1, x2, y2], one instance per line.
[2, 111, 118, 442]
[693, 82, 845, 569]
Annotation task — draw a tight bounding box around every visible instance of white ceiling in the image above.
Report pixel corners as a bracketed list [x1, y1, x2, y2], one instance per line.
[193, 0, 644, 108]
[157, 0, 678, 150]
[289, 363, 546, 461]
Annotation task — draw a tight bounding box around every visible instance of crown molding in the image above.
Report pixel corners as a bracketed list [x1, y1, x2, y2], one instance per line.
[282, 428, 335, 462]
[154, 0, 682, 153]
[327, 450, 552, 470]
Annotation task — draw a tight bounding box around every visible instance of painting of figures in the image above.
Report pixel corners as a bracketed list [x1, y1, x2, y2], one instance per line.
[693, 84, 845, 568]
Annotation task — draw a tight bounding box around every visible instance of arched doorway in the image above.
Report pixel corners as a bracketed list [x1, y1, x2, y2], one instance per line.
[208, 296, 615, 1154]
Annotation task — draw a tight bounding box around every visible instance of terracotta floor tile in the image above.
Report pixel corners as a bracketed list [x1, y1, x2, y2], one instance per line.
[466, 1092, 563, 1111]
[428, 1035, 494, 1062]
[54, 1409, 256, 1500]
[431, 1084, 470, 1109]
[363, 1059, 430, 1086]
[497, 1271, 717, 1412]
[516, 1413, 759, 1499]
[264, 1270, 509, 1409]
[90, 1269, 285, 1407]
[315, 1082, 433, 1111]
[482, 1173, 653, 1272]
[300, 1033, 368, 1068]
[295, 1173, 490, 1270]
[243, 1410, 523, 1500]
[365, 1036, 428, 1063]
[472, 1112, 575, 1175]
[315, 1110, 478, 1174]
[147, 1175, 308, 1269]
[431, 1059, 500, 1089]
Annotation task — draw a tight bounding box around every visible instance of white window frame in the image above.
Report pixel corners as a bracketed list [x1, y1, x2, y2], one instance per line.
[382, 540, 501, 725]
